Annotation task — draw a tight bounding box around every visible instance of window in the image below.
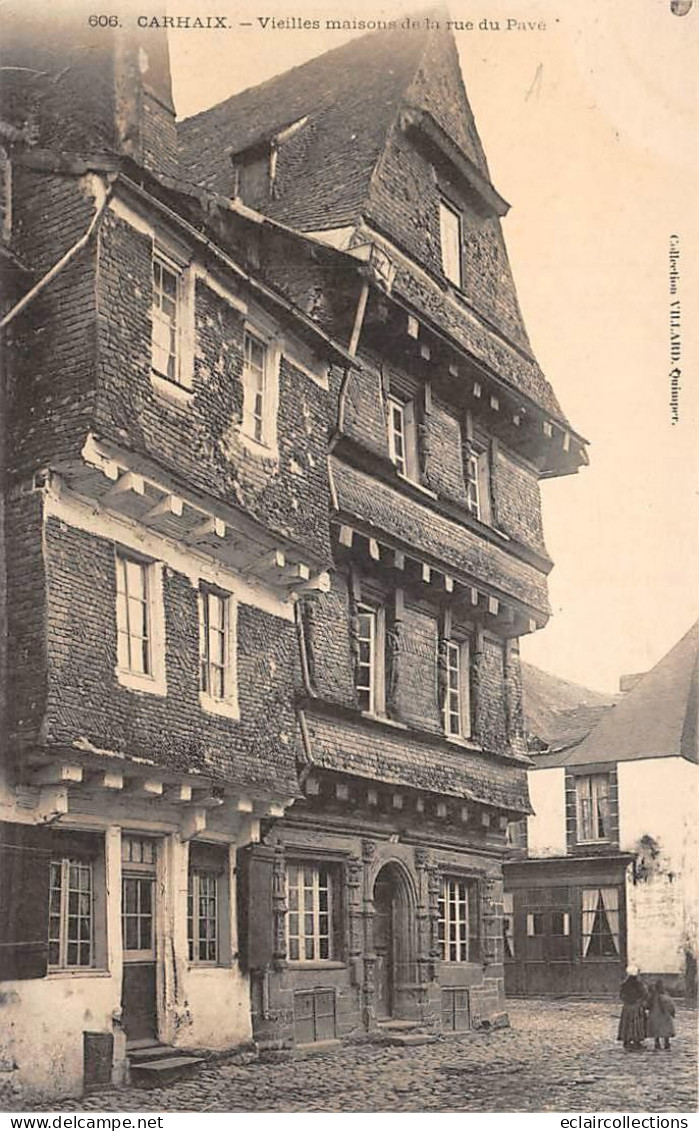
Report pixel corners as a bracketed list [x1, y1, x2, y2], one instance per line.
[121, 836, 157, 961]
[354, 602, 385, 715]
[576, 774, 611, 842]
[581, 887, 620, 958]
[438, 877, 478, 963]
[444, 638, 472, 739]
[151, 250, 193, 391]
[439, 199, 462, 287]
[48, 858, 93, 969]
[503, 891, 515, 959]
[188, 871, 218, 964]
[116, 554, 151, 676]
[199, 587, 238, 716]
[507, 819, 528, 851]
[115, 551, 166, 695]
[465, 447, 491, 523]
[286, 863, 335, 962]
[526, 912, 545, 937]
[386, 396, 419, 481]
[242, 331, 267, 443]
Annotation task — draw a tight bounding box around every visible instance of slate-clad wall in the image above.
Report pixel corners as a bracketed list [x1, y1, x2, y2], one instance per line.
[340, 354, 548, 562]
[95, 211, 333, 563]
[367, 122, 530, 351]
[394, 604, 440, 733]
[7, 170, 99, 481]
[34, 516, 301, 795]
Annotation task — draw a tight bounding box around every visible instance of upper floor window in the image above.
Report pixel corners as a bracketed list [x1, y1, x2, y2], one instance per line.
[241, 328, 280, 452]
[444, 638, 472, 739]
[465, 446, 491, 523]
[151, 251, 193, 392]
[116, 554, 151, 677]
[387, 396, 419, 481]
[115, 550, 166, 696]
[439, 199, 462, 288]
[576, 774, 610, 842]
[199, 587, 238, 717]
[286, 863, 336, 962]
[438, 877, 478, 963]
[354, 602, 386, 715]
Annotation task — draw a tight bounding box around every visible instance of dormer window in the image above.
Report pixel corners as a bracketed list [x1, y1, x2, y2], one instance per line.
[387, 395, 419, 482]
[240, 325, 281, 454]
[439, 199, 462, 288]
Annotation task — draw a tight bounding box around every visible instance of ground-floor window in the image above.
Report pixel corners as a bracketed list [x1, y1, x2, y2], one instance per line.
[294, 989, 336, 1044]
[187, 842, 230, 965]
[286, 862, 336, 961]
[582, 886, 620, 957]
[48, 857, 94, 969]
[438, 877, 479, 962]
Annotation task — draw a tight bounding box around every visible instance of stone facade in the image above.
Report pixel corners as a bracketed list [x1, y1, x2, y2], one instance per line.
[0, 20, 584, 1102]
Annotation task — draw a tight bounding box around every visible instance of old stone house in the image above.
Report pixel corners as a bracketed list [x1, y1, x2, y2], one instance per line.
[0, 17, 586, 1102]
[505, 624, 699, 999]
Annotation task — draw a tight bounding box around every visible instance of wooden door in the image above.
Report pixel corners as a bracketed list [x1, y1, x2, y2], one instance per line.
[121, 837, 158, 1043]
[373, 876, 394, 1019]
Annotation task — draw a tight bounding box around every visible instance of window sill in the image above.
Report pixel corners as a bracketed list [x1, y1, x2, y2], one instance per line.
[360, 711, 409, 731]
[396, 472, 438, 500]
[287, 961, 346, 970]
[237, 428, 279, 462]
[151, 371, 194, 408]
[199, 692, 240, 720]
[46, 968, 111, 980]
[575, 839, 612, 847]
[187, 962, 233, 972]
[116, 667, 167, 698]
[444, 733, 479, 751]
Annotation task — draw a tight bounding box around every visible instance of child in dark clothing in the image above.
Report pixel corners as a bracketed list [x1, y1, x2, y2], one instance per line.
[647, 979, 676, 1051]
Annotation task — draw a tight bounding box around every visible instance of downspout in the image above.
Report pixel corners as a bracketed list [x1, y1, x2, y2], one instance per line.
[0, 174, 114, 330]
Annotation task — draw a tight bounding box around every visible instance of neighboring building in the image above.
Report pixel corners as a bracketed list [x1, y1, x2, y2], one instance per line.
[0, 17, 586, 1103]
[505, 624, 699, 998]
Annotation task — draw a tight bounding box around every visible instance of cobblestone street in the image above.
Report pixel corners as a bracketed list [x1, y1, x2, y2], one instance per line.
[27, 1000, 698, 1114]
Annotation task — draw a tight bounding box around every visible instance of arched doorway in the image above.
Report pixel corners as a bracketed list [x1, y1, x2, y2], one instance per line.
[372, 862, 417, 1020]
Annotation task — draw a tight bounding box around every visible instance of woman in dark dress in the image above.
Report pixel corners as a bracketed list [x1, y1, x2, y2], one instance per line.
[618, 965, 648, 1050]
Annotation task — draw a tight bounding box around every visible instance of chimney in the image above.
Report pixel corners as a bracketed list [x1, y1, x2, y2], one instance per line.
[114, 27, 179, 181]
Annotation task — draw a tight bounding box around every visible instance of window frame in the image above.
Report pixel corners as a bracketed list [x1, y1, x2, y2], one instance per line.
[386, 395, 419, 482]
[114, 550, 166, 696]
[198, 586, 239, 718]
[286, 862, 337, 964]
[464, 445, 492, 524]
[241, 326, 281, 454]
[150, 247, 194, 395]
[48, 856, 95, 971]
[438, 876, 478, 964]
[354, 601, 386, 717]
[439, 198, 463, 288]
[443, 637, 472, 740]
[188, 869, 219, 965]
[575, 773, 611, 843]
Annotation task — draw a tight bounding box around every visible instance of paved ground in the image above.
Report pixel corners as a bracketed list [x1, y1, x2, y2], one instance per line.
[28, 1000, 699, 1113]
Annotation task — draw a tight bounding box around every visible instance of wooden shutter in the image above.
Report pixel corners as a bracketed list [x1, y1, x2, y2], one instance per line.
[236, 843, 274, 972]
[0, 822, 52, 980]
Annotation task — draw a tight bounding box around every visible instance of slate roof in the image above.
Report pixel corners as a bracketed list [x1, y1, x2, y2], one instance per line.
[521, 661, 617, 759]
[178, 27, 431, 229]
[561, 620, 699, 767]
[331, 456, 551, 616]
[303, 709, 531, 812]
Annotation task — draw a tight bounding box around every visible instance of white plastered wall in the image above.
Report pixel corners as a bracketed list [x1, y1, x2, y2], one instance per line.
[526, 766, 567, 857]
[620, 756, 698, 977]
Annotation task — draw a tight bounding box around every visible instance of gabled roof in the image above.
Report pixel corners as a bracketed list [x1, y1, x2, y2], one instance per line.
[179, 26, 433, 229]
[521, 661, 617, 758]
[558, 620, 699, 767]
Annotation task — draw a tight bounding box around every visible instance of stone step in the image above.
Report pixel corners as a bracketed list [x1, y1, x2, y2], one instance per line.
[130, 1055, 206, 1088]
[126, 1039, 161, 1051]
[129, 1045, 186, 1063]
[376, 1020, 420, 1032]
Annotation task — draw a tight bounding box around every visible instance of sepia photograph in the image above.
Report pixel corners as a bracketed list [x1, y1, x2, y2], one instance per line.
[0, 0, 697, 1117]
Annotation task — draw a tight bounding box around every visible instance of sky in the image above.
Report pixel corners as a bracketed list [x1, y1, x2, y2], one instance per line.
[164, 0, 696, 691]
